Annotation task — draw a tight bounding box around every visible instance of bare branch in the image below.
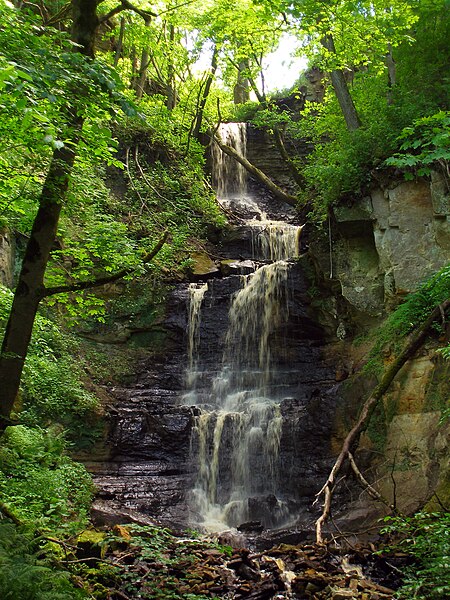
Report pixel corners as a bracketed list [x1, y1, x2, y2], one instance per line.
[98, 0, 156, 25]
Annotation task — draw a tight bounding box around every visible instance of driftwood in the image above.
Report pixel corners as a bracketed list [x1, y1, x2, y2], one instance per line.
[213, 134, 298, 207]
[315, 299, 450, 543]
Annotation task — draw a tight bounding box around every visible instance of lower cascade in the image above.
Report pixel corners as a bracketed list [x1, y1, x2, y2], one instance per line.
[187, 262, 293, 530]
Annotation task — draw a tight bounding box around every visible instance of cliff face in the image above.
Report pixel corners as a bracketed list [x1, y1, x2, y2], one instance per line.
[327, 172, 449, 316]
[85, 147, 449, 531]
[308, 170, 450, 527]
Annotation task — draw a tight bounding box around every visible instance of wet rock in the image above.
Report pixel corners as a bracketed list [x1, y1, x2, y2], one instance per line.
[189, 250, 220, 279]
[237, 521, 264, 534]
[220, 258, 256, 276]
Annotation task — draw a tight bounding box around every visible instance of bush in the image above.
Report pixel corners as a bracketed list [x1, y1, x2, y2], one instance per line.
[381, 512, 450, 599]
[0, 522, 87, 600]
[0, 425, 94, 533]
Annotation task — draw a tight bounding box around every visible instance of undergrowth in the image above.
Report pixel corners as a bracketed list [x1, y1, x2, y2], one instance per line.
[364, 263, 450, 376]
[381, 512, 450, 599]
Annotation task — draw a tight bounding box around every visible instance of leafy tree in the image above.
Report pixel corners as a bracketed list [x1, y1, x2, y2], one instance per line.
[0, 0, 160, 427]
[255, 0, 418, 130]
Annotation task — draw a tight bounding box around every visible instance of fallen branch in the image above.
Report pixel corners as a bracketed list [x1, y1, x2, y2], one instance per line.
[0, 501, 23, 525]
[315, 298, 450, 543]
[213, 134, 298, 207]
[348, 451, 396, 511]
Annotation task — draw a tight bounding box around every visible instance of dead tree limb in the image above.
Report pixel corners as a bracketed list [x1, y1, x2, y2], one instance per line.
[213, 134, 298, 207]
[347, 451, 396, 511]
[315, 298, 450, 543]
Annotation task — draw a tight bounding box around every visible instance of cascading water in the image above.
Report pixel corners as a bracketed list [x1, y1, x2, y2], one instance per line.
[185, 123, 302, 531]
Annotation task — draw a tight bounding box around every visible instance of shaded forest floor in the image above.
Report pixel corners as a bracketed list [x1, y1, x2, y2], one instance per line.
[71, 523, 407, 599]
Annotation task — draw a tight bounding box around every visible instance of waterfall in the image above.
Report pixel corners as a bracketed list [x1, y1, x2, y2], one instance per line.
[186, 123, 301, 531]
[183, 283, 208, 404]
[211, 123, 248, 200]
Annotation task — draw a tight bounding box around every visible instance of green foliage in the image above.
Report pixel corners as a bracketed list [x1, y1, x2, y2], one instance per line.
[381, 512, 450, 599]
[0, 286, 100, 440]
[364, 264, 450, 375]
[0, 2, 130, 231]
[385, 111, 450, 179]
[0, 522, 86, 600]
[257, 1, 450, 221]
[0, 425, 94, 532]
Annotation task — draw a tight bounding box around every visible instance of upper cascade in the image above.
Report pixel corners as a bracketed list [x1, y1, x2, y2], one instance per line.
[211, 122, 248, 200]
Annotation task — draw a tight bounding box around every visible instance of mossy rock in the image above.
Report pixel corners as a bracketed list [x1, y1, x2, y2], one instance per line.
[77, 529, 108, 559]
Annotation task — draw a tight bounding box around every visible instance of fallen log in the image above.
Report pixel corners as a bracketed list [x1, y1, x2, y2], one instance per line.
[213, 134, 298, 207]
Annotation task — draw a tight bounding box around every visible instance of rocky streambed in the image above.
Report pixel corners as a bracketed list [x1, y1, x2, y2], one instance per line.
[75, 521, 406, 599]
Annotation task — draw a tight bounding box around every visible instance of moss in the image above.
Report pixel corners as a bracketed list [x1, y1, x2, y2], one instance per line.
[366, 400, 388, 452]
[423, 358, 450, 414]
[77, 530, 108, 559]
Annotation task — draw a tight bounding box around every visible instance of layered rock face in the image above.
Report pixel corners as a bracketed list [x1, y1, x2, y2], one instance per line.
[315, 171, 450, 526]
[328, 172, 450, 317]
[88, 253, 339, 530]
[88, 125, 448, 533]
[89, 125, 341, 531]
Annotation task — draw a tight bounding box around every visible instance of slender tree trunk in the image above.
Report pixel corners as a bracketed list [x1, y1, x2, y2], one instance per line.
[166, 23, 177, 110]
[386, 44, 396, 105]
[192, 45, 219, 141]
[233, 60, 250, 105]
[0, 0, 96, 429]
[321, 34, 361, 131]
[0, 145, 79, 427]
[114, 16, 126, 67]
[135, 17, 151, 100]
[272, 126, 306, 187]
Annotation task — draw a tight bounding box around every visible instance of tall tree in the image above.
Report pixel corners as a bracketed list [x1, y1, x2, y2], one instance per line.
[255, 0, 417, 130]
[0, 0, 155, 428]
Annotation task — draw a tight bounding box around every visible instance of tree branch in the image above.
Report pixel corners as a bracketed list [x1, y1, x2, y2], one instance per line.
[347, 451, 396, 511]
[41, 231, 169, 298]
[98, 0, 156, 24]
[315, 298, 450, 543]
[213, 133, 298, 207]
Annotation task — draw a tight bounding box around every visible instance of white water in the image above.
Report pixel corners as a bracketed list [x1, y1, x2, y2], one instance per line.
[186, 123, 301, 531]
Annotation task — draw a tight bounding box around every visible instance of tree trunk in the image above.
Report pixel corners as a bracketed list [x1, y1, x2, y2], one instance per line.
[233, 60, 250, 105]
[321, 34, 361, 131]
[134, 17, 151, 100]
[114, 16, 126, 67]
[192, 45, 219, 141]
[166, 23, 177, 110]
[214, 134, 298, 206]
[272, 126, 306, 188]
[0, 0, 96, 429]
[386, 44, 396, 105]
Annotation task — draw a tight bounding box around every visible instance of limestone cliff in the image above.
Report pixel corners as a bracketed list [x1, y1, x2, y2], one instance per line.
[309, 170, 450, 527]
